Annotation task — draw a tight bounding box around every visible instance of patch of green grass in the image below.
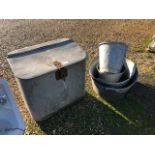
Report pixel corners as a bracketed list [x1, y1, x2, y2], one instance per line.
[150, 66, 155, 78]
[133, 37, 152, 53]
[143, 37, 152, 47]
[143, 53, 153, 59]
[142, 37, 153, 51]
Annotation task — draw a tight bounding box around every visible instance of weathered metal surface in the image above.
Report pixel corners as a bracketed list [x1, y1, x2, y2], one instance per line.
[0, 80, 25, 135]
[89, 57, 138, 99]
[97, 63, 125, 83]
[99, 41, 128, 73]
[7, 38, 87, 121]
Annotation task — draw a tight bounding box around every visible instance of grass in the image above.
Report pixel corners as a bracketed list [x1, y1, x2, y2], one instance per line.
[142, 37, 153, 51]
[0, 20, 155, 134]
[150, 65, 155, 78]
[37, 83, 155, 134]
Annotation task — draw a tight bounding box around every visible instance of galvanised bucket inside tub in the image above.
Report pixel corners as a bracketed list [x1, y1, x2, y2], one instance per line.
[89, 57, 138, 102]
[99, 41, 128, 73]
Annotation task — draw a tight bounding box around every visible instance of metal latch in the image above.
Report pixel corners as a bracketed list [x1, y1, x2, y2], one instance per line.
[53, 60, 68, 81]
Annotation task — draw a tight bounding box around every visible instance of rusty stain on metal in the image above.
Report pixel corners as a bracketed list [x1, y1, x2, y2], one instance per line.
[53, 60, 64, 70]
[53, 60, 68, 80]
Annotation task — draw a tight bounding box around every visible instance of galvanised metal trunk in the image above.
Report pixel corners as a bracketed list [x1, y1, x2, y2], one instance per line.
[7, 38, 87, 121]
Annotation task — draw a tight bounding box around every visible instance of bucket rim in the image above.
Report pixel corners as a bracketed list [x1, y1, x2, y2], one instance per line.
[98, 41, 128, 48]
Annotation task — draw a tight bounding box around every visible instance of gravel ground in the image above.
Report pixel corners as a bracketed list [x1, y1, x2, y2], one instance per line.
[0, 19, 155, 135]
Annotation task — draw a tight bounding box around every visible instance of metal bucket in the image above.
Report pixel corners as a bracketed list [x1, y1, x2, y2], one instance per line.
[99, 41, 128, 73]
[97, 64, 125, 83]
[95, 58, 137, 88]
[90, 71, 138, 101]
[89, 57, 138, 99]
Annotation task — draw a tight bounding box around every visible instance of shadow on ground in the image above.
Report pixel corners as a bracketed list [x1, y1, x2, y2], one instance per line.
[38, 82, 155, 135]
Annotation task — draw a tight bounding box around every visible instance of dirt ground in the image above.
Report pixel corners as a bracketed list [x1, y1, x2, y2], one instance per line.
[0, 19, 155, 135]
